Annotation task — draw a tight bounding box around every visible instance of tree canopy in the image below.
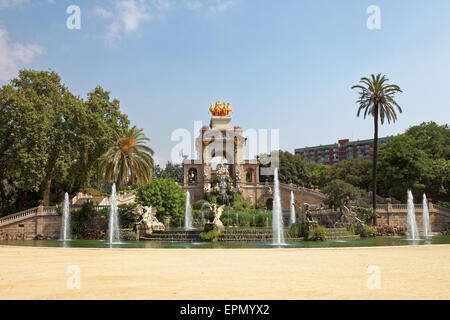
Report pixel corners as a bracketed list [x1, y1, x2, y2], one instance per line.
[0, 70, 129, 214]
[152, 162, 183, 183]
[99, 126, 154, 187]
[323, 180, 362, 210]
[136, 178, 185, 222]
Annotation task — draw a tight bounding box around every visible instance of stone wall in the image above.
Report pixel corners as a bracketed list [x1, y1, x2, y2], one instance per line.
[0, 206, 61, 240]
[0, 217, 37, 240]
[377, 211, 449, 232]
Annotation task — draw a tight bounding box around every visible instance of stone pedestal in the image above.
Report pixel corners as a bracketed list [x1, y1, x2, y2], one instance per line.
[209, 116, 231, 130]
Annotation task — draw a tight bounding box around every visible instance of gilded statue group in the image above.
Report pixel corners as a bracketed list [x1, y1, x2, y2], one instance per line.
[209, 101, 232, 117]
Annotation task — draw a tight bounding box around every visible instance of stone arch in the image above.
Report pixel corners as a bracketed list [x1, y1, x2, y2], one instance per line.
[210, 148, 235, 166]
[246, 168, 254, 183]
[211, 156, 228, 170]
[266, 198, 273, 210]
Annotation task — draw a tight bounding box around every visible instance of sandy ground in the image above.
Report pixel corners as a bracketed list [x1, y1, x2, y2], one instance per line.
[0, 245, 449, 300]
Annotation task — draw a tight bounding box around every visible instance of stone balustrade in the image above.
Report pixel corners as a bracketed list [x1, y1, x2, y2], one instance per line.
[0, 207, 39, 227]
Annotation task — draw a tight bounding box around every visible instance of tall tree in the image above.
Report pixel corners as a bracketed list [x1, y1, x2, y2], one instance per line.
[0, 70, 81, 206]
[323, 180, 362, 211]
[325, 158, 372, 191]
[99, 126, 154, 187]
[352, 74, 403, 212]
[378, 134, 430, 201]
[152, 161, 184, 183]
[405, 121, 450, 160]
[0, 70, 130, 212]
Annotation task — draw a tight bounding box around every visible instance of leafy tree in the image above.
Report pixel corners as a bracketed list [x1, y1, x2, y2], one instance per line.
[306, 162, 330, 189]
[420, 158, 449, 202]
[152, 161, 183, 183]
[279, 151, 309, 185]
[0, 70, 130, 212]
[79, 86, 130, 187]
[405, 121, 450, 160]
[99, 126, 154, 187]
[323, 180, 362, 211]
[325, 158, 372, 191]
[352, 74, 403, 212]
[260, 151, 310, 186]
[135, 178, 185, 222]
[118, 203, 141, 228]
[71, 200, 98, 236]
[378, 134, 430, 201]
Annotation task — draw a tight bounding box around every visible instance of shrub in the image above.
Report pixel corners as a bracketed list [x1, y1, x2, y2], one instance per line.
[356, 205, 379, 225]
[323, 180, 362, 210]
[123, 231, 137, 241]
[71, 200, 97, 236]
[170, 215, 185, 228]
[358, 225, 376, 238]
[200, 229, 220, 241]
[205, 193, 218, 204]
[118, 203, 141, 228]
[289, 217, 308, 238]
[231, 193, 252, 210]
[437, 201, 450, 209]
[80, 187, 102, 197]
[346, 223, 356, 235]
[255, 211, 271, 227]
[136, 178, 185, 223]
[193, 199, 210, 210]
[236, 211, 252, 227]
[97, 207, 109, 218]
[306, 226, 326, 241]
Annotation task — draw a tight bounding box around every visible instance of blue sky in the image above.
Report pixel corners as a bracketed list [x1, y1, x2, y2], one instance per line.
[1, 0, 449, 165]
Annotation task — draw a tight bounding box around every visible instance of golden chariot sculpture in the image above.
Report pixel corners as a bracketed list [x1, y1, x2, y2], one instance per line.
[209, 101, 232, 117]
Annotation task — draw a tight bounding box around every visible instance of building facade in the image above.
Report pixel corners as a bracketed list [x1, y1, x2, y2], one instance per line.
[295, 137, 389, 165]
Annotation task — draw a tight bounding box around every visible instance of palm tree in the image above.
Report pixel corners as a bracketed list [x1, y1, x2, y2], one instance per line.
[351, 74, 402, 219]
[99, 126, 154, 187]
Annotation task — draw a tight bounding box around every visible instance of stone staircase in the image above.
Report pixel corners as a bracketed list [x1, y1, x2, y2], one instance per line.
[142, 229, 305, 242]
[0, 207, 39, 227]
[142, 227, 361, 242]
[143, 230, 202, 242]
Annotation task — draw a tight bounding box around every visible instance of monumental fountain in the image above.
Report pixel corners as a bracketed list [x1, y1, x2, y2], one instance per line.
[60, 192, 71, 241]
[422, 194, 432, 237]
[406, 190, 420, 240]
[272, 168, 286, 245]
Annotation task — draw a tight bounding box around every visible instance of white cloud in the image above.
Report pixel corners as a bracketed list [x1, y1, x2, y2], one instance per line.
[0, 28, 43, 81]
[0, 0, 55, 9]
[0, 0, 28, 8]
[185, 0, 234, 13]
[185, 0, 203, 11]
[94, 0, 234, 42]
[95, 0, 171, 42]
